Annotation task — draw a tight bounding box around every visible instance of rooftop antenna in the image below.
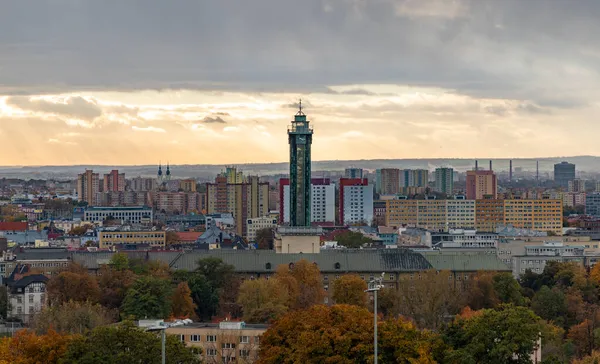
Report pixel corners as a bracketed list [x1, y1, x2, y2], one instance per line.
[296, 98, 305, 116]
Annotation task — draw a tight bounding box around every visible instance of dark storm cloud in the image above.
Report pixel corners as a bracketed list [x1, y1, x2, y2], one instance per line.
[201, 116, 227, 124]
[1, 0, 600, 105]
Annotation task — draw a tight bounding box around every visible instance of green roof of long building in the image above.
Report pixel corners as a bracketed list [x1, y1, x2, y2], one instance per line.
[70, 249, 511, 273]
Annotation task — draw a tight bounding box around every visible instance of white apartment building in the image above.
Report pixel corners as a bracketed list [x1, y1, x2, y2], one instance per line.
[246, 216, 278, 242]
[282, 181, 335, 224]
[340, 182, 374, 225]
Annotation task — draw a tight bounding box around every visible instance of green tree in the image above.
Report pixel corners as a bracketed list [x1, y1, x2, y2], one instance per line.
[493, 272, 526, 306]
[121, 277, 172, 320]
[60, 322, 202, 364]
[237, 278, 289, 323]
[109, 252, 129, 271]
[255, 227, 274, 249]
[335, 231, 373, 248]
[531, 286, 567, 326]
[178, 271, 220, 321]
[32, 301, 117, 335]
[195, 257, 235, 289]
[443, 305, 543, 364]
[332, 274, 367, 307]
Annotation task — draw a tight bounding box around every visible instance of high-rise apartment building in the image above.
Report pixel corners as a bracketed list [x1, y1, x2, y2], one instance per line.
[554, 162, 576, 188]
[344, 168, 364, 179]
[377, 168, 400, 195]
[279, 178, 335, 225]
[287, 103, 313, 226]
[586, 193, 600, 217]
[568, 179, 586, 193]
[206, 176, 270, 237]
[180, 179, 197, 193]
[434, 168, 454, 194]
[466, 170, 497, 200]
[386, 199, 562, 235]
[339, 178, 374, 225]
[77, 170, 100, 205]
[400, 169, 428, 188]
[103, 170, 125, 192]
[131, 177, 157, 192]
[224, 166, 245, 184]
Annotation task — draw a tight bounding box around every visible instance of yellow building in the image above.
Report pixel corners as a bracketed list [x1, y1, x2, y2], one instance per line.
[180, 179, 197, 193]
[504, 199, 562, 235]
[166, 321, 266, 363]
[224, 166, 245, 184]
[206, 176, 269, 237]
[386, 199, 563, 235]
[98, 230, 166, 249]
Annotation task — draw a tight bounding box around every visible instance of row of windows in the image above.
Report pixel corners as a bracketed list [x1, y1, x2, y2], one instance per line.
[185, 335, 259, 344]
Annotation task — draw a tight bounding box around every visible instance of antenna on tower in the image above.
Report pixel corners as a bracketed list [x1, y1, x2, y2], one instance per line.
[536, 161, 539, 186]
[296, 98, 305, 116]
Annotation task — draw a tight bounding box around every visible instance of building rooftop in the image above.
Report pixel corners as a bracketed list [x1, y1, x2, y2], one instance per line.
[85, 206, 151, 211]
[420, 251, 511, 271]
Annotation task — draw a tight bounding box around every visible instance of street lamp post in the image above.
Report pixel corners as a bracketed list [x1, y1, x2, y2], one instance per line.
[365, 273, 384, 364]
[146, 319, 193, 364]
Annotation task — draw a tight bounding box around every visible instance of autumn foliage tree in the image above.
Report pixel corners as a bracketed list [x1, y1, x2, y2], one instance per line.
[332, 274, 367, 307]
[171, 282, 197, 318]
[32, 301, 117, 335]
[274, 259, 325, 310]
[238, 278, 289, 323]
[257, 304, 441, 364]
[97, 265, 136, 309]
[0, 329, 75, 364]
[46, 271, 101, 305]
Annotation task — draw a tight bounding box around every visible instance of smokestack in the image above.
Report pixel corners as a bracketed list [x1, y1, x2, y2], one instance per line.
[509, 160, 513, 182]
[489, 160, 493, 171]
[475, 160, 478, 171]
[536, 161, 539, 185]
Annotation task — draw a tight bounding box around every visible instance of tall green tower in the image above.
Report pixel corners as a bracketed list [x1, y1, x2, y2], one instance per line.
[288, 100, 313, 227]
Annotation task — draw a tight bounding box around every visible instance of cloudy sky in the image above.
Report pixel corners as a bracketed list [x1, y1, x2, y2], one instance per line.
[1, 0, 599, 166]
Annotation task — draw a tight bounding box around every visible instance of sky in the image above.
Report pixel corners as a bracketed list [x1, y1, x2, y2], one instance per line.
[1, 0, 600, 166]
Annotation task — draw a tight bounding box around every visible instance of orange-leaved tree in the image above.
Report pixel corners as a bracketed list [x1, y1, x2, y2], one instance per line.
[47, 271, 101, 305]
[257, 304, 440, 364]
[171, 282, 197, 318]
[274, 259, 325, 310]
[0, 329, 75, 364]
[331, 274, 367, 307]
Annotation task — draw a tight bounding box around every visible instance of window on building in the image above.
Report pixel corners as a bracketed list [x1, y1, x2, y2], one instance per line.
[254, 336, 260, 344]
[206, 335, 217, 342]
[240, 336, 249, 344]
[240, 349, 251, 358]
[222, 343, 236, 349]
[206, 348, 217, 356]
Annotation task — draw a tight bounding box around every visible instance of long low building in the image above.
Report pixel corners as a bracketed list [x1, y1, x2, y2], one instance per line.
[71, 249, 512, 300]
[386, 199, 563, 235]
[84, 206, 153, 225]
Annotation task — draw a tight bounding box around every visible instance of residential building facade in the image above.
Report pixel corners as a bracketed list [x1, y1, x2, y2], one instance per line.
[98, 230, 166, 249]
[434, 168, 454, 194]
[246, 216, 278, 242]
[77, 170, 100, 205]
[554, 162, 576, 188]
[377, 168, 400, 195]
[339, 178, 374, 225]
[84, 206, 153, 225]
[466, 170, 497, 200]
[279, 178, 335, 225]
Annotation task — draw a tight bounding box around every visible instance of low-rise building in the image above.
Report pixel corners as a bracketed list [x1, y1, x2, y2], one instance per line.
[512, 242, 585, 277]
[98, 230, 166, 250]
[167, 321, 266, 363]
[84, 206, 152, 225]
[246, 217, 278, 242]
[7, 273, 48, 323]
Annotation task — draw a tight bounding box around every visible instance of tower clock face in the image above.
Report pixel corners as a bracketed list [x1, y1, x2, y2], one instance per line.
[298, 135, 306, 143]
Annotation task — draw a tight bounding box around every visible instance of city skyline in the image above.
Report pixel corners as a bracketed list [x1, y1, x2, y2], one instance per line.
[2, 1, 600, 165]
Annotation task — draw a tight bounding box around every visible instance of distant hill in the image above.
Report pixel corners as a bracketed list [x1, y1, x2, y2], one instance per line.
[0, 156, 598, 180]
